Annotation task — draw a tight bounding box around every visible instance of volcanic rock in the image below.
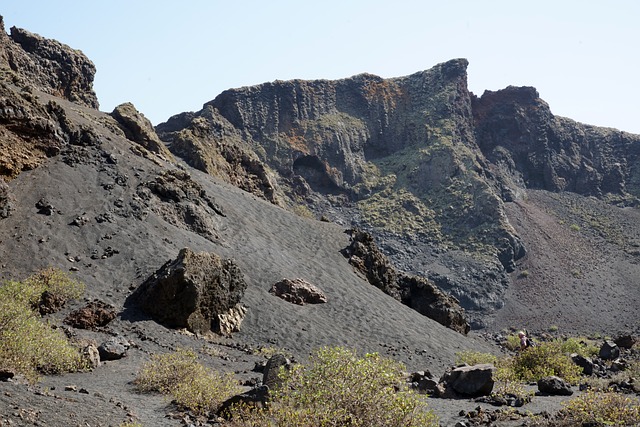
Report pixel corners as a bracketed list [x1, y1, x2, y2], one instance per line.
[269, 278, 328, 305]
[131, 248, 247, 335]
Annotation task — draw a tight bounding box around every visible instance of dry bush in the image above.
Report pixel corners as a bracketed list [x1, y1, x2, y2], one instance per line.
[134, 348, 240, 416]
[558, 389, 640, 425]
[229, 346, 439, 427]
[0, 268, 86, 382]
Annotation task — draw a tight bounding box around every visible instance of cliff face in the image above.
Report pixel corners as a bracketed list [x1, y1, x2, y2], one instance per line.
[473, 86, 639, 202]
[0, 16, 100, 178]
[157, 59, 640, 326]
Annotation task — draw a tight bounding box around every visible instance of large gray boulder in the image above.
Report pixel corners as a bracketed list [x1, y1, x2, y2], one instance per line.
[439, 364, 495, 397]
[132, 248, 247, 335]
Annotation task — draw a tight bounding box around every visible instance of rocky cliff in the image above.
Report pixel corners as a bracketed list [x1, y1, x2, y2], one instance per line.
[157, 59, 640, 327]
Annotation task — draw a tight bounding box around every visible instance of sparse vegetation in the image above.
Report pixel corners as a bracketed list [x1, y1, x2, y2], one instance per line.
[134, 348, 240, 416]
[511, 340, 582, 383]
[0, 268, 87, 382]
[230, 346, 439, 427]
[455, 350, 498, 366]
[558, 388, 640, 426]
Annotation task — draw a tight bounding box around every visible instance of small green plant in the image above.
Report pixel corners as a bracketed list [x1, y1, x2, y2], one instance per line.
[504, 333, 522, 352]
[119, 422, 142, 427]
[559, 388, 640, 426]
[548, 325, 559, 333]
[518, 269, 530, 278]
[570, 223, 581, 232]
[493, 357, 533, 402]
[0, 268, 87, 382]
[230, 346, 439, 427]
[134, 348, 240, 416]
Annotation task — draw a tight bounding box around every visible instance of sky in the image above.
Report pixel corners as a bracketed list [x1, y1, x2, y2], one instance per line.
[2, 1, 639, 134]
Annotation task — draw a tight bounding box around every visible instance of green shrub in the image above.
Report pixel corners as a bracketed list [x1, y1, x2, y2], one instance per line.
[230, 346, 439, 427]
[134, 348, 240, 416]
[556, 337, 598, 358]
[0, 268, 86, 382]
[504, 333, 521, 352]
[559, 389, 640, 425]
[512, 341, 582, 383]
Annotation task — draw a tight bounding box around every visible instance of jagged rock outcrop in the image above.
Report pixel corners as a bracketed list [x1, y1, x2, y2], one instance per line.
[110, 102, 174, 161]
[342, 229, 470, 334]
[0, 16, 105, 180]
[0, 16, 98, 109]
[156, 106, 281, 205]
[473, 86, 640, 202]
[157, 59, 528, 321]
[130, 248, 247, 335]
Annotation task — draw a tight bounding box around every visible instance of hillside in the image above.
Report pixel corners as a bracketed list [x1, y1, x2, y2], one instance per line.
[0, 15, 638, 426]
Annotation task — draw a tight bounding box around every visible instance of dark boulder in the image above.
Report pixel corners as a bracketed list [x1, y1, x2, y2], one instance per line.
[98, 337, 128, 361]
[131, 248, 247, 335]
[599, 340, 620, 360]
[409, 370, 438, 394]
[269, 278, 328, 305]
[571, 353, 594, 376]
[438, 364, 495, 397]
[262, 354, 290, 390]
[537, 376, 573, 396]
[613, 334, 636, 349]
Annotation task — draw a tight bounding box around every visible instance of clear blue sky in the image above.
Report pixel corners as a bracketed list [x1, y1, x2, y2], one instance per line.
[2, 1, 639, 134]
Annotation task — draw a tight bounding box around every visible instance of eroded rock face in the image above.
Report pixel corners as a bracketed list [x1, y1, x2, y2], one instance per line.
[131, 248, 247, 335]
[342, 229, 470, 334]
[0, 179, 9, 218]
[110, 102, 174, 160]
[156, 106, 281, 205]
[473, 86, 640, 201]
[0, 17, 98, 109]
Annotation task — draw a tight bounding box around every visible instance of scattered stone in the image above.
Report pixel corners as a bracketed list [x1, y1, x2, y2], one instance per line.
[269, 278, 328, 305]
[64, 300, 116, 329]
[409, 370, 438, 394]
[35, 197, 54, 215]
[70, 215, 89, 227]
[64, 385, 78, 392]
[98, 337, 129, 361]
[131, 248, 247, 335]
[599, 340, 620, 360]
[537, 376, 573, 396]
